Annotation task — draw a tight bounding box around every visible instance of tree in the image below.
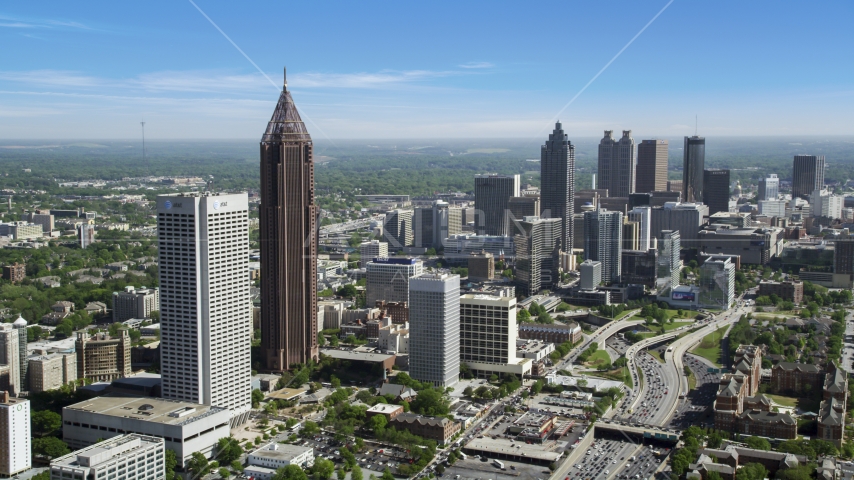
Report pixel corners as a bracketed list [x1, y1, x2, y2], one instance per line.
[337, 284, 357, 298]
[252, 388, 265, 408]
[736, 463, 767, 480]
[351, 465, 364, 480]
[31, 410, 62, 435]
[216, 437, 244, 464]
[165, 449, 178, 480]
[313, 457, 335, 480]
[30, 473, 51, 480]
[33, 436, 71, 458]
[518, 309, 531, 322]
[463, 386, 474, 397]
[219, 467, 232, 479]
[231, 460, 244, 472]
[370, 413, 388, 433]
[775, 465, 814, 480]
[301, 421, 320, 437]
[410, 388, 449, 416]
[381, 468, 395, 480]
[743, 436, 771, 451]
[330, 375, 341, 389]
[188, 451, 210, 477]
[706, 471, 724, 480]
[273, 465, 309, 480]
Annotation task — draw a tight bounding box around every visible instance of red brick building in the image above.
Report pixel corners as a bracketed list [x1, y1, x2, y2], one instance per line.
[1, 263, 25, 283]
[771, 362, 823, 394]
[758, 280, 804, 304]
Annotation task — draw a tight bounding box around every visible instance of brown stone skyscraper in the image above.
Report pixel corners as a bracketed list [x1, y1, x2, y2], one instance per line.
[635, 139, 668, 193]
[260, 68, 319, 372]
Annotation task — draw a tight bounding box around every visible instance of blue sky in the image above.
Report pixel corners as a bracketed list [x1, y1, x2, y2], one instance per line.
[0, 1, 852, 139]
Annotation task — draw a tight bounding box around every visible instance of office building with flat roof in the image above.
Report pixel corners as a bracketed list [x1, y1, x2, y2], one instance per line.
[366, 257, 424, 305]
[0, 324, 21, 396]
[682, 136, 705, 203]
[359, 240, 388, 261]
[157, 192, 252, 425]
[474, 174, 520, 236]
[513, 216, 561, 296]
[636, 139, 668, 193]
[583, 209, 623, 285]
[658, 230, 681, 295]
[628, 206, 652, 252]
[793, 155, 826, 200]
[50, 434, 165, 480]
[758, 174, 779, 201]
[703, 169, 731, 215]
[598, 130, 635, 197]
[62, 394, 232, 468]
[579, 260, 602, 290]
[650, 202, 709, 246]
[383, 209, 414, 249]
[76, 331, 131, 383]
[459, 294, 531, 378]
[409, 274, 460, 387]
[28, 352, 76, 393]
[699, 255, 736, 309]
[540, 122, 575, 252]
[467, 251, 494, 282]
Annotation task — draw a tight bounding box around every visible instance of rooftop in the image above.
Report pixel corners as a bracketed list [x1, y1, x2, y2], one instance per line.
[366, 403, 404, 415]
[249, 442, 313, 462]
[320, 348, 395, 363]
[64, 394, 229, 425]
[51, 434, 163, 469]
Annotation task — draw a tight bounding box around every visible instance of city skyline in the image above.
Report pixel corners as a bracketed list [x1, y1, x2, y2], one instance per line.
[1, 2, 853, 139]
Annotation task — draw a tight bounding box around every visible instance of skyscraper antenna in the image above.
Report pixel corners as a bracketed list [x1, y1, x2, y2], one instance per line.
[695, 115, 698, 136]
[140, 120, 147, 175]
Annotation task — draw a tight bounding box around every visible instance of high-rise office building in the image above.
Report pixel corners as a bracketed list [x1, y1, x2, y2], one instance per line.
[459, 294, 521, 377]
[0, 392, 30, 477]
[507, 196, 540, 223]
[650, 202, 709, 246]
[621, 249, 658, 287]
[623, 219, 640, 251]
[628, 206, 652, 251]
[467, 251, 494, 282]
[359, 240, 388, 260]
[409, 274, 460, 387]
[259, 69, 319, 371]
[157, 192, 252, 425]
[636, 139, 668, 193]
[112, 286, 160, 323]
[658, 230, 682, 294]
[597, 130, 635, 197]
[792, 155, 826, 200]
[414, 201, 461, 249]
[474, 174, 519, 236]
[682, 136, 705, 203]
[579, 260, 602, 290]
[699, 255, 735, 308]
[703, 169, 731, 215]
[366, 258, 424, 305]
[540, 122, 575, 252]
[834, 238, 854, 275]
[513, 216, 561, 296]
[583, 209, 623, 285]
[11, 317, 26, 392]
[384, 209, 414, 249]
[811, 189, 844, 219]
[758, 174, 779, 201]
[0, 325, 20, 396]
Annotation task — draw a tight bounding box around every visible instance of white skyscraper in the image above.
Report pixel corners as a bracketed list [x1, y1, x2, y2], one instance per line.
[409, 274, 460, 387]
[758, 174, 779, 201]
[0, 392, 30, 477]
[810, 189, 844, 219]
[583, 209, 623, 285]
[157, 192, 252, 426]
[460, 294, 528, 378]
[628, 206, 652, 251]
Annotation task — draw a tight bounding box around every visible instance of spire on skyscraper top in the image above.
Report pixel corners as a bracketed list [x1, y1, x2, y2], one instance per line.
[262, 66, 310, 142]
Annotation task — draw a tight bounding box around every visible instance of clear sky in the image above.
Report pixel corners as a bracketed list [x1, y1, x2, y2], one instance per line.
[1, 1, 852, 140]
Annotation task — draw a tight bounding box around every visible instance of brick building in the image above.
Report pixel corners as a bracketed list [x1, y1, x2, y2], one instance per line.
[818, 397, 845, 447]
[75, 331, 132, 383]
[389, 413, 461, 445]
[758, 280, 804, 304]
[1, 263, 25, 284]
[771, 362, 823, 394]
[365, 403, 403, 421]
[375, 300, 409, 325]
[518, 322, 582, 345]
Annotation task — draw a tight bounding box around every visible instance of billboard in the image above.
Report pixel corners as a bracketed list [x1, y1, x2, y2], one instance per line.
[672, 291, 696, 301]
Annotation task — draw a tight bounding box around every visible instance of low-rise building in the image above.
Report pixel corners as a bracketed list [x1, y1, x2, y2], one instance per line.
[518, 322, 582, 345]
[248, 442, 314, 471]
[0, 221, 43, 240]
[112, 286, 159, 323]
[49, 434, 165, 480]
[28, 352, 77, 393]
[62, 394, 232, 468]
[771, 362, 823, 394]
[818, 397, 845, 448]
[389, 413, 461, 445]
[758, 280, 804, 304]
[365, 403, 404, 421]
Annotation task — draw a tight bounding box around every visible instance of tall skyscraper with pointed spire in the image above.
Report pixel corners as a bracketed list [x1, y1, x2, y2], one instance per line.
[540, 122, 575, 252]
[260, 68, 319, 372]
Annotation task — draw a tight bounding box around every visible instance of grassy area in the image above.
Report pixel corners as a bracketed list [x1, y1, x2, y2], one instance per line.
[686, 367, 697, 391]
[648, 349, 665, 363]
[585, 349, 612, 368]
[663, 321, 693, 332]
[766, 394, 821, 412]
[691, 325, 728, 367]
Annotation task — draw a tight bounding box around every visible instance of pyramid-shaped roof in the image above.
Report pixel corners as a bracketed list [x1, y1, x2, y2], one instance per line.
[261, 67, 311, 143]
